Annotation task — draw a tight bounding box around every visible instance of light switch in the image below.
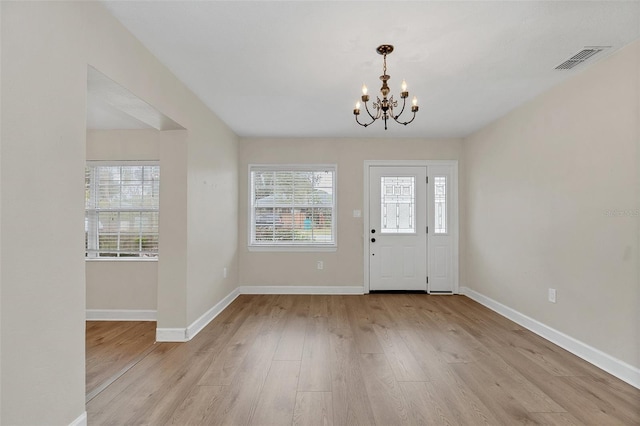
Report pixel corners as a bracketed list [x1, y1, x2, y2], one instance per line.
[353, 209, 362, 218]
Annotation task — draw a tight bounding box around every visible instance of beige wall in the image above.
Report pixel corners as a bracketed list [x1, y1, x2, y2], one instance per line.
[3, 3, 87, 424]
[463, 41, 640, 368]
[83, 0, 240, 329]
[187, 125, 239, 324]
[238, 138, 462, 287]
[86, 261, 157, 311]
[1, 2, 238, 424]
[86, 129, 161, 312]
[158, 130, 189, 327]
[87, 128, 160, 160]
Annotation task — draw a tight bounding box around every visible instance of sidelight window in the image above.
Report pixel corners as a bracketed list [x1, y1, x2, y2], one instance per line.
[434, 176, 447, 234]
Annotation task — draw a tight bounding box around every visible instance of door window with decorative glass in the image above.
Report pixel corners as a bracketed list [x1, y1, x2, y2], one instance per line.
[380, 176, 416, 234]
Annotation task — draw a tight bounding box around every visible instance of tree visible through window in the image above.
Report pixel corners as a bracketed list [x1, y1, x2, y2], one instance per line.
[85, 163, 160, 258]
[250, 166, 336, 247]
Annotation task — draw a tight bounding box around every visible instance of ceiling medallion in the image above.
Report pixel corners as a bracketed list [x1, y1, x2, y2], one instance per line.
[353, 44, 418, 130]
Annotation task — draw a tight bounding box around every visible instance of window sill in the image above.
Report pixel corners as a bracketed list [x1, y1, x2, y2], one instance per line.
[248, 245, 337, 253]
[85, 257, 158, 262]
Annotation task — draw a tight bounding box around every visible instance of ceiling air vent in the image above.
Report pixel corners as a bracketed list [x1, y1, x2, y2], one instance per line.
[555, 46, 610, 70]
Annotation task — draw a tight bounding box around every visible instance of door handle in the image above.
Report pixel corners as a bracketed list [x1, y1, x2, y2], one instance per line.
[371, 238, 376, 243]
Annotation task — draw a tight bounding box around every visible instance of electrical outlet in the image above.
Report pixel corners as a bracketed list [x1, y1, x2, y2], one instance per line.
[223, 267, 227, 278]
[548, 288, 556, 303]
[317, 261, 323, 270]
[353, 209, 362, 218]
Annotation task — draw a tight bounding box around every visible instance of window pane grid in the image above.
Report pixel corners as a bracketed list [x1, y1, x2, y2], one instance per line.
[380, 176, 416, 234]
[434, 176, 447, 234]
[86, 164, 159, 258]
[251, 167, 335, 246]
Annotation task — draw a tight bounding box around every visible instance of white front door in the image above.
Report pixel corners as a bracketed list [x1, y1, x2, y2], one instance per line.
[369, 166, 427, 291]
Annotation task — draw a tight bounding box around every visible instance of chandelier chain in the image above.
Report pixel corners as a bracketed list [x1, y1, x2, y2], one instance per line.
[383, 53, 387, 75]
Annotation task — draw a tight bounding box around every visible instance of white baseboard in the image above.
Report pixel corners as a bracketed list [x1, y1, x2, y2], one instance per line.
[460, 286, 640, 389]
[186, 287, 240, 339]
[69, 411, 87, 426]
[156, 287, 241, 342]
[238, 285, 364, 295]
[156, 327, 188, 342]
[86, 309, 157, 321]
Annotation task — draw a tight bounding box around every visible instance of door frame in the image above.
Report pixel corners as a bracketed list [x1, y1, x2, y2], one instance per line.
[363, 160, 459, 294]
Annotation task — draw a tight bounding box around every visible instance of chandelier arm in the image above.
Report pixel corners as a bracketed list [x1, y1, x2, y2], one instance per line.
[363, 99, 378, 121]
[355, 113, 376, 128]
[394, 110, 418, 126]
[392, 96, 407, 121]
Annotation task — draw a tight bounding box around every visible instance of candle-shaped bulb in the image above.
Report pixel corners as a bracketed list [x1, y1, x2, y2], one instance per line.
[362, 84, 368, 96]
[356, 101, 361, 110]
[412, 96, 418, 106]
[401, 80, 407, 92]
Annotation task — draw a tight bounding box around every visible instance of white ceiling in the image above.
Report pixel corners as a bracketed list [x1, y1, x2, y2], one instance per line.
[101, 1, 640, 138]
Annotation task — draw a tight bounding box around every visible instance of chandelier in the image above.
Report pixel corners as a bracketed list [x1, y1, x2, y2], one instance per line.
[353, 44, 418, 130]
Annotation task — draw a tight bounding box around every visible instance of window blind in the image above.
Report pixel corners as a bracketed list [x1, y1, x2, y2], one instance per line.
[250, 165, 336, 247]
[85, 163, 160, 258]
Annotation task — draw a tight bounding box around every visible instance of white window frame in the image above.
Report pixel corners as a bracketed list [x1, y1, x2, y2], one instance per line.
[85, 161, 160, 261]
[248, 164, 337, 252]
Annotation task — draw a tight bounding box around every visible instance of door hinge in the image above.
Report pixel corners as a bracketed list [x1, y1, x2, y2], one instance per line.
[426, 176, 429, 184]
[426, 226, 429, 234]
[426, 276, 429, 284]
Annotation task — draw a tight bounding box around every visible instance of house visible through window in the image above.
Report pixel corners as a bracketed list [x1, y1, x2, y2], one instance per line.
[85, 162, 160, 258]
[250, 165, 336, 248]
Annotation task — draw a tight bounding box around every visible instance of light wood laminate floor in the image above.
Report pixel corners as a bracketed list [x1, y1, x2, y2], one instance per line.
[86, 320, 157, 401]
[87, 295, 640, 425]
